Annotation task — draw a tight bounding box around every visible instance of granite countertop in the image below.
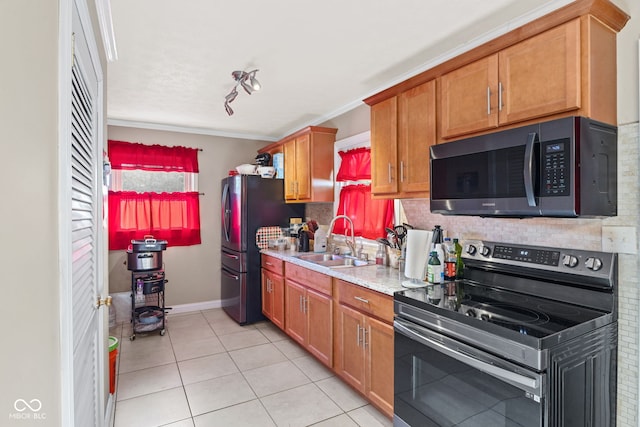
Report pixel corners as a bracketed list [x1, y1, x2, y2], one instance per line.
[261, 249, 409, 296]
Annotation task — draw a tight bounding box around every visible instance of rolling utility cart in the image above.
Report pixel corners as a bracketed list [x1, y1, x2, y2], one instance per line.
[126, 237, 169, 340]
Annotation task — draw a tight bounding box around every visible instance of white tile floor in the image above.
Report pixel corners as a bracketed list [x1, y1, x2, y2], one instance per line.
[110, 308, 393, 427]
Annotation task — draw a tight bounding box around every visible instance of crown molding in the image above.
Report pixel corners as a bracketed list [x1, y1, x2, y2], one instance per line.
[107, 118, 279, 142]
[95, 0, 118, 61]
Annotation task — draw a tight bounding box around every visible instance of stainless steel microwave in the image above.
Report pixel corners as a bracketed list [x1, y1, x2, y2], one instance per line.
[430, 116, 617, 217]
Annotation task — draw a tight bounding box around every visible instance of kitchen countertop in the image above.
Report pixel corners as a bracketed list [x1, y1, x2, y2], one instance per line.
[261, 249, 409, 296]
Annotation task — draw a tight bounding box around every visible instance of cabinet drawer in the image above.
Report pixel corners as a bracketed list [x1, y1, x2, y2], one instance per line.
[335, 279, 393, 323]
[285, 262, 332, 296]
[262, 255, 284, 275]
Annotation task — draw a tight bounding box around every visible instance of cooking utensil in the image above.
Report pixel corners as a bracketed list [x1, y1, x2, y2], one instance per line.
[376, 237, 392, 247]
[394, 225, 408, 247]
[127, 236, 168, 271]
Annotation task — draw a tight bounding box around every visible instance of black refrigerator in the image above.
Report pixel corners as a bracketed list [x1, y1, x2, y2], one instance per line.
[220, 175, 304, 324]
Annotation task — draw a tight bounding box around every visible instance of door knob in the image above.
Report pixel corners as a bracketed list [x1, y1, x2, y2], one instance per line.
[96, 295, 112, 308]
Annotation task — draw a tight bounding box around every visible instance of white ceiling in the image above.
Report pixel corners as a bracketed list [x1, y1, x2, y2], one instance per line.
[106, 0, 574, 142]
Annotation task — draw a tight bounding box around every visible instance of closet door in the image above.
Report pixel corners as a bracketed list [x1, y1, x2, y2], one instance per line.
[61, 1, 107, 425]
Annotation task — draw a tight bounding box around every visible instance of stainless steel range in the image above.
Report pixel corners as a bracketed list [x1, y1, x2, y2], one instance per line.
[393, 241, 618, 427]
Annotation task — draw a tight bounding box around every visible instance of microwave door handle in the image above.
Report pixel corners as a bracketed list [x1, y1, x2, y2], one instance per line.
[524, 132, 538, 207]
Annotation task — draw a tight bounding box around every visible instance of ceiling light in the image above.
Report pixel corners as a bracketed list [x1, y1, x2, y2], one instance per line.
[224, 69, 261, 116]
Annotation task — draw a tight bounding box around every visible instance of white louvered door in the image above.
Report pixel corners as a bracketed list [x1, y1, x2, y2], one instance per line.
[66, 1, 105, 425]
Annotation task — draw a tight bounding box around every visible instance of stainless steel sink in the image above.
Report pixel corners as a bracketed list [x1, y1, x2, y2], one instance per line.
[295, 253, 370, 268]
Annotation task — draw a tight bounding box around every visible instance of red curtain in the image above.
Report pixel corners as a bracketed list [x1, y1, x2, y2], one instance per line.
[108, 191, 201, 250]
[336, 147, 371, 181]
[333, 184, 393, 239]
[108, 140, 199, 172]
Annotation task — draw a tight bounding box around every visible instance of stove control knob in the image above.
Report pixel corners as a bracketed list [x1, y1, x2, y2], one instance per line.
[480, 246, 491, 257]
[465, 309, 477, 318]
[562, 254, 579, 268]
[466, 245, 477, 255]
[585, 257, 603, 271]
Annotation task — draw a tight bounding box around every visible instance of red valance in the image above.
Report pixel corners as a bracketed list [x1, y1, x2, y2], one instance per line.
[336, 147, 371, 181]
[108, 191, 201, 250]
[108, 140, 199, 172]
[333, 184, 393, 239]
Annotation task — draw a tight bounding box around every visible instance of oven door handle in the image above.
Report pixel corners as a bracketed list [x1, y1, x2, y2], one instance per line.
[394, 319, 539, 391]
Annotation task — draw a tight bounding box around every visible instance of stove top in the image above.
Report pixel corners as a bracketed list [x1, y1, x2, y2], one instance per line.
[396, 280, 607, 339]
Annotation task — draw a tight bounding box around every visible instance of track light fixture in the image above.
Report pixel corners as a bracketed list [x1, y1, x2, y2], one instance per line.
[224, 69, 261, 116]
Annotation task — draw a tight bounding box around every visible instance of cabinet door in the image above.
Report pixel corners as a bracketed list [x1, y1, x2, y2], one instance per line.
[294, 134, 311, 200]
[370, 96, 398, 195]
[335, 304, 366, 393]
[366, 316, 394, 418]
[270, 272, 285, 330]
[440, 54, 499, 139]
[283, 139, 297, 200]
[499, 19, 580, 125]
[306, 288, 333, 367]
[261, 269, 273, 320]
[398, 80, 436, 194]
[284, 279, 306, 345]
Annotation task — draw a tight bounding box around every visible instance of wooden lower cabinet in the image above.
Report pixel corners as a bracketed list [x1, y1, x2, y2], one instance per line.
[366, 315, 394, 415]
[261, 269, 285, 330]
[334, 280, 394, 418]
[284, 273, 333, 368]
[260, 257, 393, 418]
[261, 255, 285, 330]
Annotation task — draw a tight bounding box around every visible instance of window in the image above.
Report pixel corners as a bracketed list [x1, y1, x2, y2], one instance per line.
[332, 134, 393, 239]
[107, 140, 201, 250]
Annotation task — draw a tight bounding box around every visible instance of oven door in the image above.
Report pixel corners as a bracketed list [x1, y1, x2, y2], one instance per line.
[394, 318, 545, 427]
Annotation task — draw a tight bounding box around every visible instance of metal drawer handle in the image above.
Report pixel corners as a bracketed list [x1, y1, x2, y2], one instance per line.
[354, 296, 369, 304]
[224, 252, 239, 260]
[265, 262, 273, 266]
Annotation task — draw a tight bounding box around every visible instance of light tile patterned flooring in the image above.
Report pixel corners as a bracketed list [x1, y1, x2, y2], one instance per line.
[110, 308, 392, 427]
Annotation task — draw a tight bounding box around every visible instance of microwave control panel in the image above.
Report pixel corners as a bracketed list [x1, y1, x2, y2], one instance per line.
[541, 138, 569, 196]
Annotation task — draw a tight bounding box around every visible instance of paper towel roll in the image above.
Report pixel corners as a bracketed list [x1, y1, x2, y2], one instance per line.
[403, 229, 433, 287]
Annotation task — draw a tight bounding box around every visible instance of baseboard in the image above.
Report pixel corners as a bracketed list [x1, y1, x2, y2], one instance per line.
[169, 299, 223, 314]
[110, 291, 223, 324]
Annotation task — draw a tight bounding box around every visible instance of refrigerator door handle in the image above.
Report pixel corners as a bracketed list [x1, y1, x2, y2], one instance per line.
[221, 182, 231, 242]
[222, 269, 239, 280]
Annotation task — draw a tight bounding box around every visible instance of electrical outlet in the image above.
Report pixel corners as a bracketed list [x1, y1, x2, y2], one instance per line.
[602, 226, 637, 254]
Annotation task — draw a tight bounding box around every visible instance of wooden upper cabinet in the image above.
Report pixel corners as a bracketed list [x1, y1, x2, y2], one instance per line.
[439, 55, 499, 138]
[269, 126, 336, 203]
[498, 19, 580, 125]
[366, 1, 628, 144]
[294, 134, 311, 200]
[370, 96, 398, 195]
[370, 80, 435, 198]
[439, 17, 607, 140]
[398, 80, 436, 195]
[283, 138, 297, 200]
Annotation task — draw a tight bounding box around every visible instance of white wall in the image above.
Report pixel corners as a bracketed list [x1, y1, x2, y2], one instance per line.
[0, 1, 97, 425]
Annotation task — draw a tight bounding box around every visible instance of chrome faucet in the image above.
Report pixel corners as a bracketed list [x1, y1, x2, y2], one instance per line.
[327, 215, 356, 255]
